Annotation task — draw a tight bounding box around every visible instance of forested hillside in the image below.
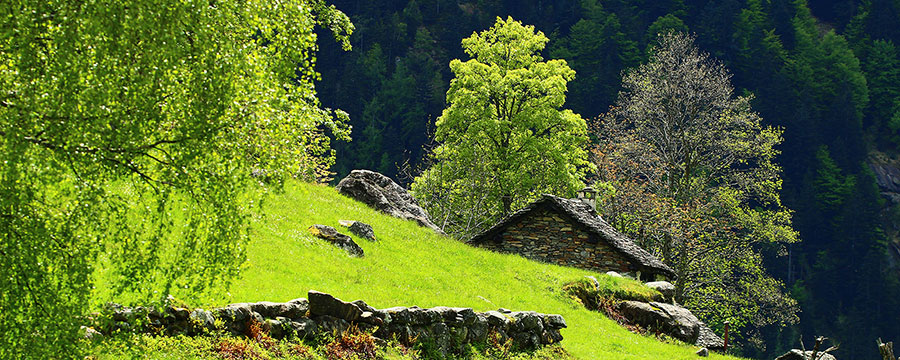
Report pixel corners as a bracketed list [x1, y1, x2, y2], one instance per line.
[314, 1, 900, 358]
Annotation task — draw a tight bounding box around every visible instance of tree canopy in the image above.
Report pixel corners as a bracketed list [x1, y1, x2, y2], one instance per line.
[412, 16, 592, 238]
[595, 32, 798, 345]
[0, 0, 351, 356]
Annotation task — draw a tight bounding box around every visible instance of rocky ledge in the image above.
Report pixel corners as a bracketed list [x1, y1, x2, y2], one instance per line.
[92, 290, 566, 354]
[335, 169, 444, 234]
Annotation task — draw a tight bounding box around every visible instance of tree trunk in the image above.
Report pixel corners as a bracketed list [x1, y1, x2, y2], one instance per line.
[673, 240, 688, 304]
[501, 195, 512, 215]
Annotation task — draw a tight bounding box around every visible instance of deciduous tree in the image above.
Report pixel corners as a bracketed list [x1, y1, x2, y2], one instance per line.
[0, 0, 352, 356]
[595, 32, 798, 344]
[412, 17, 592, 239]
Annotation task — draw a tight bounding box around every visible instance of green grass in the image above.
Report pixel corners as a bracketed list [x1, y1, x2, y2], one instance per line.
[89, 333, 577, 360]
[94, 180, 741, 359]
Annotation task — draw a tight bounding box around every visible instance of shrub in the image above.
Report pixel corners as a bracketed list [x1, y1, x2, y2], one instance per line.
[322, 325, 378, 359]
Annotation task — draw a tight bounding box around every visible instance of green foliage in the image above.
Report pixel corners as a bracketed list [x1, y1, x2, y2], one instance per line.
[597, 32, 798, 346]
[861, 39, 900, 141]
[349, 27, 446, 177]
[0, 0, 352, 357]
[788, 0, 869, 138]
[412, 17, 593, 238]
[813, 147, 856, 217]
[548, 1, 640, 117]
[646, 14, 688, 45]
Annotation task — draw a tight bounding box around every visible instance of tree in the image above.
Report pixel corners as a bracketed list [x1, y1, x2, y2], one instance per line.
[595, 32, 798, 346]
[412, 17, 592, 239]
[0, 0, 352, 357]
[549, 0, 641, 117]
[862, 40, 900, 142]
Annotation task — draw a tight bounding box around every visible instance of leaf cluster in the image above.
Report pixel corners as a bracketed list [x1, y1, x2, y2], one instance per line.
[413, 17, 593, 239]
[0, 0, 352, 357]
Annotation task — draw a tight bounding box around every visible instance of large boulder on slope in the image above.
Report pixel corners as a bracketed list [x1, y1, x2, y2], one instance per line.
[618, 300, 725, 349]
[335, 170, 443, 234]
[618, 301, 701, 343]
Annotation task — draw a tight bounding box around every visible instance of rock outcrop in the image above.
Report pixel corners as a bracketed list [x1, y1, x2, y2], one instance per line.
[695, 323, 725, 350]
[335, 170, 443, 234]
[618, 301, 724, 349]
[868, 152, 900, 276]
[308, 225, 364, 257]
[775, 349, 837, 360]
[870, 157, 900, 195]
[92, 290, 566, 355]
[619, 301, 701, 343]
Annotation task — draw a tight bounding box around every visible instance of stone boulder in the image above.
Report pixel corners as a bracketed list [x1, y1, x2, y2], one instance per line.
[696, 322, 725, 350]
[775, 349, 837, 360]
[190, 309, 216, 331]
[308, 225, 364, 257]
[335, 170, 443, 234]
[308, 290, 364, 322]
[249, 301, 308, 319]
[618, 301, 701, 343]
[644, 281, 675, 303]
[339, 220, 376, 241]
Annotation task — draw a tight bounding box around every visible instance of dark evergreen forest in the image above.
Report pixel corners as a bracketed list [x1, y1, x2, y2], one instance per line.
[314, 0, 900, 358]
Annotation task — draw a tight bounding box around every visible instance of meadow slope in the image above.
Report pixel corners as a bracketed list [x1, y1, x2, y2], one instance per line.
[196, 181, 740, 360]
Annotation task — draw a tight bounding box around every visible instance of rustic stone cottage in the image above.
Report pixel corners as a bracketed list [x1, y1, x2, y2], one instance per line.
[468, 194, 676, 281]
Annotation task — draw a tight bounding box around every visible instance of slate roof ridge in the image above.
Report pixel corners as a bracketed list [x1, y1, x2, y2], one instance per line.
[469, 194, 676, 279]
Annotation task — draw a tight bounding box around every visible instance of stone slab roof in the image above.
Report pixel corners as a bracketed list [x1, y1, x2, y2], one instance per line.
[469, 194, 676, 279]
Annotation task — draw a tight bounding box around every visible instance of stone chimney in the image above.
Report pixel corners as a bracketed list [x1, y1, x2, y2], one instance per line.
[576, 186, 598, 211]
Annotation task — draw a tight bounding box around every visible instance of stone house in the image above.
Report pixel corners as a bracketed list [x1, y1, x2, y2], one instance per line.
[468, 194, 676, 281]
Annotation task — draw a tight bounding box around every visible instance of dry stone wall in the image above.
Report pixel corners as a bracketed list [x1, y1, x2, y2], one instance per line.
[480, 207, 639, 275]
[93, 290, 566, 354]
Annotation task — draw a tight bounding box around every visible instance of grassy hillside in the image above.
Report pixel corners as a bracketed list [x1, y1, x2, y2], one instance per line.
[94, 181, 740, 359]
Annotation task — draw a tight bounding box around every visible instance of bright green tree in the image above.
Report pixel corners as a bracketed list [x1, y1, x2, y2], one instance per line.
[0, 0, 351, 357]
[412, 17, 592, 239]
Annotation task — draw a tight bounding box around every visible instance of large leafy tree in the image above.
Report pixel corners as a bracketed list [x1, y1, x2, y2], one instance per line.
[412, 17, 592, 239]
[595, 32, 798, 345]
[0, 0, 351, 357]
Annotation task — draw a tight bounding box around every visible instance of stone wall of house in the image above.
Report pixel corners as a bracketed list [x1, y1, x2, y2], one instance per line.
[89, 290, 566, 355]
[480, 207, 638, 275]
